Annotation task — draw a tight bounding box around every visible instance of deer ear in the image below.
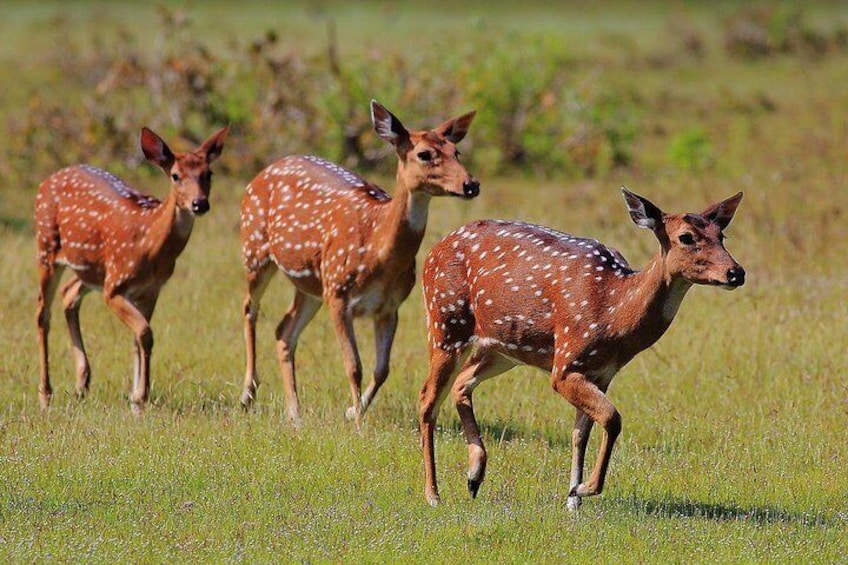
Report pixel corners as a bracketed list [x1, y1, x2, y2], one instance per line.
[199, 125, 229, 163]
[141, 128, 175, 173]
[701, 191, 743, 230]
[622, 187, 664, 230]
[371, 100, 411, 152]
[434, 110, 476, 144]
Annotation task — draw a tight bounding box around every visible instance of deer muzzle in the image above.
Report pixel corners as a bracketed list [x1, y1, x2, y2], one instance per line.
[462, 179, 480, 198]
[724, 265, 746, 288]
[191, 198, 210, 216]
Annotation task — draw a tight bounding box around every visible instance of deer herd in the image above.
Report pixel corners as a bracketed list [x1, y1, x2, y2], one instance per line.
[34, 100, 745, 509]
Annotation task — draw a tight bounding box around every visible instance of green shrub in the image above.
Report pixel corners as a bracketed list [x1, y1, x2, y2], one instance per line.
[668, 127, 713, 172]
[1, 7, 645, 189]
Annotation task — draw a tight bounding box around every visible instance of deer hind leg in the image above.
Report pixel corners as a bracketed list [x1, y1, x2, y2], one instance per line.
[105, 294, 154, 415]
[452, 348, 515, 499]
[275, 290, 322, 428]
[418, 344, 472, 506]
[552, 371, 621, 503]
[36, 263, 65, 409]
[348, 311, 399, 421]
[241, 263, 276, 408]
[61, 276, 91, 399]
[566, 409, 595, 511]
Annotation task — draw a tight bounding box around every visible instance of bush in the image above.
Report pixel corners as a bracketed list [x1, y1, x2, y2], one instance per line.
[2, 7, 641, 191]
[668, 127, 713, 172]
[724, 5, 838, 59]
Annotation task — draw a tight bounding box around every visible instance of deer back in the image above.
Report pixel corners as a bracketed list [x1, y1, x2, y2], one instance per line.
[241, 155, 398, 300]
[423, 220, 647, 381]
[35, 165, 168, 289]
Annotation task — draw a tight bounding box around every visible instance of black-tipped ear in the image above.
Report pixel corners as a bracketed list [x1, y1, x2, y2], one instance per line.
[701, 191, 743, 230]
[622, 187, 664, 230]
[199, 125, 229, 163]
[371, 100, 411, 150]
[140, 128, 175, 173]
[434, 110, 476, 144]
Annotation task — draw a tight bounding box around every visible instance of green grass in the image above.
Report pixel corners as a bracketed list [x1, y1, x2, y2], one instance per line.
[2, 1, 847, 563]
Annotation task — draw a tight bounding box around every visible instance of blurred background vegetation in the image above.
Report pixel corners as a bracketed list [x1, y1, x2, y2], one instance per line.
[1, 0, 846, 193]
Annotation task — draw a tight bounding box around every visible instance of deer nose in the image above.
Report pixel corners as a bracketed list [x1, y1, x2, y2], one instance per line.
[462, 179, 480, 198]
[192, 198, 210, 215]
[726, 266, 745, 287]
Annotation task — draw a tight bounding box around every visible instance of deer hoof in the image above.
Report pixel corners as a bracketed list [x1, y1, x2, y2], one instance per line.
[425, 492, 441, 507]
[240, 391, 255, 410]
[288, 413, 303, 430]
[467, 479, 482, 499]
[39, 390, 52, 410]
[567, 495, 582, 512]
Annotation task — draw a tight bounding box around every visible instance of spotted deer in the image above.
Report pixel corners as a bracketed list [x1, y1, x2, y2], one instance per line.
[419, 189, 745, 508]
[240, 100, 479, 428]
[35, 126, 228, 413]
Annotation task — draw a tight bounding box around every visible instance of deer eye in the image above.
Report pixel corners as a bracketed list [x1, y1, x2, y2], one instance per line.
[678, 233, 695, 246]
[171, 173, 180, 182]
[417, 151, 433, 162]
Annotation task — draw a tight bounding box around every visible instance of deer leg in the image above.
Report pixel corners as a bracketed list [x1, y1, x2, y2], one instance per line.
[328, 300, 363, 429]
[61, 276, 91, 399]
[552, 371, 621, 502]
[418, 345, 471, 506]
[105, 294, 154, 415]
[275, 290, 322, 428]
[36, 264, 64, 409]
[566, 409, 595, 511]
[349, 311, 399, 420]
[452, 349, 514, 499]
[241, 263, 276, 408]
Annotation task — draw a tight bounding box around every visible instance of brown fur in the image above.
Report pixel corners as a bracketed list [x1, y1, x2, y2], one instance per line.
[34, 127, 228, 412]
[239, 101, 479, 428]
[418, 189, 745, 506]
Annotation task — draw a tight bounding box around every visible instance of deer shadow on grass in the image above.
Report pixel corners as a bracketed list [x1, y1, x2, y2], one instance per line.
[615, 495, 842, 527]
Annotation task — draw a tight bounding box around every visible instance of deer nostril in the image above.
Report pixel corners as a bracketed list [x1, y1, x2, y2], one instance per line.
[192, 199, 210, 215]
[463, 180, 480, 198]
[726, 266, 746, 286]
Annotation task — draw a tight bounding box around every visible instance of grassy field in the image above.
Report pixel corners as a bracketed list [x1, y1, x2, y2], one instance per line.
[1, 2, 847, 563]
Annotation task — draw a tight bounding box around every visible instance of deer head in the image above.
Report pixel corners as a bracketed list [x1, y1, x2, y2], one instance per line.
[141, 126, 229, 216]
[370, 100, 479, 199]
[623, 188, 746, 289]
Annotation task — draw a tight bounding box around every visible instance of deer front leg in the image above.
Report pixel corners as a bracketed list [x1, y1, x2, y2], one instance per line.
[61, 276, 91, 399]
[418, 346, 469, 506]
[106, 294, 154, 415]
[452, 349, 514, 499]
[275, 290, 322, 428]
[241, 264, 275, 408]
[328, 300, 363, 429]
[36, 264, 63, 409]
[349, 311, 399, 420]
[552, 371, 622, 503]
[567, 409, 595, 511]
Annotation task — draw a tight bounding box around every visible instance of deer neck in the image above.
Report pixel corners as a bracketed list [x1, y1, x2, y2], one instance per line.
[614, 253, 692, 345]
[372, 179, 431, 273]
[147, 192, 195, 260]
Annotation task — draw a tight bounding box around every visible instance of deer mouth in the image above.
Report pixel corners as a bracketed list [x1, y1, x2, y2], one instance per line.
[708, 279, 743, 290]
